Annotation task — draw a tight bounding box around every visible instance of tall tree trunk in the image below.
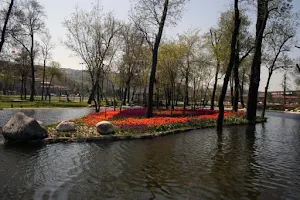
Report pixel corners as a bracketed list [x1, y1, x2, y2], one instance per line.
[217, 0, 240, 129]
[97, 81, 101, 112]
[283, 72, 287, 106]
[247, 0, 269, 122]
[210, 63, 220, 110]
[165, 89, 169, 109]
[122, 85, 128, 105]
[0, 0, 14, 53]
[261, 72, 272, 118]
[24, 77, 27, 100]
[193, 77, 196, 110]
[146, 48, 158, 117]
[127, 84, 130, 104]
[233, 47, 240, 112]
[131, 87, 136, 102]
[48, 76, 54, 103]
[20, 75, 24, 100]
[230, 75, 234, 107]
[29, 33, 35, 101]
[41, 60, 46, 100]
[143, 86, 147, 107]
[183, 66, 189, 113]
[239, 71, 245, 108]
[146, 0, 169, 118]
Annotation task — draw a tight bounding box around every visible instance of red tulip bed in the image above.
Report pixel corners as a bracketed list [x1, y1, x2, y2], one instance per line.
[74, 108, 246, 134]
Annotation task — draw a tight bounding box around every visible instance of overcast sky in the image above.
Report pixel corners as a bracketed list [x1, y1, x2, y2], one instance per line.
[38, 0, 300, 91]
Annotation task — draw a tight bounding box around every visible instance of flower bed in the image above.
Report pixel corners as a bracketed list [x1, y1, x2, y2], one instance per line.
[44, 108, 254, 143]
[74, 108, 246, 133]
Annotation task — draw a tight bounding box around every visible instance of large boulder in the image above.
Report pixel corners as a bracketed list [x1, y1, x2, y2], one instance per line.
[96, 121, 115, 135]
[2, 112, 48, 141]
[56, 121, 76, 132]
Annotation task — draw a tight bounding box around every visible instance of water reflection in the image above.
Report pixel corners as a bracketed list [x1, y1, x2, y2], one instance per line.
[0, 108, 93, 126]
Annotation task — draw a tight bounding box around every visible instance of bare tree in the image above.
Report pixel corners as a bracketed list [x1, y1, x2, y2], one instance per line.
[0, 0, 14, 53]
[120, 23, 145, 105]
[260, 15, 297, 118]
[14, 48, 30, 99]
[10, 0, 45, 101]
[131, 0, 188, 118]
[281, 67, 291, 105]
[63, 3, 121, 112]
[40, 30, 53, 101]
[208, 29, 222, 110]
[46, 61, 62, 103]
[178, 30, 200, 113]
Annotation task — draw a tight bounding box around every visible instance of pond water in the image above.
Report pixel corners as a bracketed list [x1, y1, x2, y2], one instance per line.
[0, 108, 93, 127]
[0, 111, 300, 199]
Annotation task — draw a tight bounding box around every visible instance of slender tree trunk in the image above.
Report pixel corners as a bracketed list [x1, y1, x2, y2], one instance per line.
[230, 75, 234, 107]
[24, 77, 27, 100]
[261, 72, 272, 118]
[0, 0, 14, 53]
[48, 76, 54, 103]
[247, 0, 269, 122]
[127, 84, 130, 104]
[146, 0, 169, 118]
[156, 85, 160, 109]
[233, 40, 241, 112]
[131, 88, 136, 102]
[165, 89, 169, 109]
[193, 77, 196, 110]
[143, 86, 147, 107]
[146, 49, 158, 117]
[217, 0, 240, 129]
[41, 60, 46, 100]
[20, 75, 24, 100]
[239, 72, 245, 108]
[122, 85, 128, 105]
[29, 33, 35, 102]
[183, 67, 189, 113]
[203, 84, 210, 108]
[171, 87, 174, 110]
[283, 72, 287, 106]
[210, 63, 220, 110]
[97, 81, 101, 112]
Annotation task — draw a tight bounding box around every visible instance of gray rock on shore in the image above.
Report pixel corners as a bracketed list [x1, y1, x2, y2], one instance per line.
[96, 121, 115, 135]
[1, 112, 48, 141]
[56, 121, 76, 132]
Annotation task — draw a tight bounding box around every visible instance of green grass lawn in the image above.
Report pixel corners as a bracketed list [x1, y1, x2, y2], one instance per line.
[0, 95, 89, 108]
[0, 95, 125, 109]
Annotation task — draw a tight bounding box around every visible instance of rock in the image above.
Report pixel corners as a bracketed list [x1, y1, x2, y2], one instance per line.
[37, 120, 45, 128]
[2, 112, 48, 141]
[56, 121, 76, 132]
[96, 121, 115, 135]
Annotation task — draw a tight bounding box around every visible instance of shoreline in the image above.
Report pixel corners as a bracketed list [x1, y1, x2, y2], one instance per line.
[2, 120, 264, 145]
[0, 123, 247, 145]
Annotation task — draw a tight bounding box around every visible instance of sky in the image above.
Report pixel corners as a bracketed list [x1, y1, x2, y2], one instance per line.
[39, 0, 300, 91]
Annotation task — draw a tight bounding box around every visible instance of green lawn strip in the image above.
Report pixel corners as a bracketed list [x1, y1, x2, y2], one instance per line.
[0, 100, 90, 108]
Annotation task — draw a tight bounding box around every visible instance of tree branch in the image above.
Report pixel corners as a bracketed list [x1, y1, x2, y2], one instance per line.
[0, 0, 14, 53]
